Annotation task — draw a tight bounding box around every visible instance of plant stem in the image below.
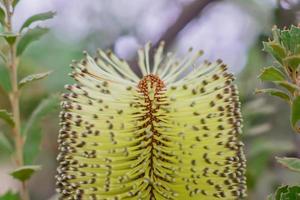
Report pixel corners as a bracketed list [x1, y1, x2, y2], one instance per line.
[3, 1, 29, 200]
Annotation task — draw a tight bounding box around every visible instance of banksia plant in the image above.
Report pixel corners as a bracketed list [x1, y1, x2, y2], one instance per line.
[56, 42, 246, 199]
[256, 25, 300, 199]
[0, 0, 55, 199]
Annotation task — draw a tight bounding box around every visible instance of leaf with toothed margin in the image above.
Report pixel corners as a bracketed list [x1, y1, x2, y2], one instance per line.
[283, 55, 300, 71]
[263, 42, 286, 63]
[255, 88, 290, 102]
[56, 42, 247, 199]
[276, 157, 300, 173]
[19, 71, 52, 89]
[271, 185, 300, 200]
[258, 66, 286, 82]
[276, 81, 300, 94]
[10, 165, 41, 182]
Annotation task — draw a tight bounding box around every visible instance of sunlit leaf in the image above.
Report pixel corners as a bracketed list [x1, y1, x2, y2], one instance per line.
[280, 25, 300, 54]
[23, 95, 59, 164]
[10, 165, 41, 182]
[19, 71, 52, 88]
[258, 66, 286, 82]
[276, 157, 300, 173]
[17, 27, 49, 56]
[0, 109, 15, 127]
[0, 191, 20, 200]
[255, 88, 290, 102]
[291, 96, 300, 132]
[20, 11, 56, 31]
[263, 41, 286, 63]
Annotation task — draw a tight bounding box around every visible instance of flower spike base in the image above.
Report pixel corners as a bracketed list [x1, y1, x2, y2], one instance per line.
[56, 42, 246, 200]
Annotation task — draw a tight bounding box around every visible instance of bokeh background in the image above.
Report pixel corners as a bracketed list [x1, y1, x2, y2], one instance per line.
[0, 0, 300, 199]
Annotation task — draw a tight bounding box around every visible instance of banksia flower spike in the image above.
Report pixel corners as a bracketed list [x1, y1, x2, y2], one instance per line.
[56, 42, 246, 199]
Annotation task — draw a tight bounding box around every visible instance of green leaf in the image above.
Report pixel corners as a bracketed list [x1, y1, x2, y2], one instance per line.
[16, 27, 49, 56]
[258, 66, 286, 82]
[10, 165, 41, 182]
[291, 96, 300, 132]
[23, 95, 59, 164]
[263, 42, 286, 63]
[20, 11, 56, 31]
[255, 88, 290, 102]
[0, 109, 15, 127]
[280, 25, 300, 53]
[0, 65, 12, 92]
[0, 191, 20, 200]
[19, 71, 52, 88]
[276, 157, 300, 173]
[277, 81, 300, 94]
[0, 6, 6, 25]
[0, 32, 19, 45]
[283, 55, 300, 71]
[273, 185, 300, 200]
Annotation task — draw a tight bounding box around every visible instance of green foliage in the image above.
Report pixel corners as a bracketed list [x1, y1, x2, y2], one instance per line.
[19, 71, 52, 88]
[263, 42, 286, 63]
[277, 81, 300, 94]
[0, 32, 18, 45]
[0, 109, 15, 127]
[276, 157, 300, 173]
[258, 25, 300, 200]
[23, 95, 59, 164]
[20, 11, 56, 31]
[0, 6, 6, 26]
[258, 25, 300, 132]
[283, 55, 300, 71]
[258, 66, 286, 81]
[255, 88, 290, 102]
[268, 185, 300, 200]
[17, 27, 49, 56]
[291, 96, 300, 132]
[10, 165, 41, 182]
[0, 65, 11, 92]
[0, 191, 20, 200]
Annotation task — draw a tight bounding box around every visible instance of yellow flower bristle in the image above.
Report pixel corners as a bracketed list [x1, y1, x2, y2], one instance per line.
[56, 42, 246, 200]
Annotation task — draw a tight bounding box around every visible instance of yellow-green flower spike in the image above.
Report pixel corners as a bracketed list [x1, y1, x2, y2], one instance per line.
[56, 42, 247, 200]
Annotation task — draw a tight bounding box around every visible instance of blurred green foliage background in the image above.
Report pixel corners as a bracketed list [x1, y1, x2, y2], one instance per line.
[0, 0, 300, 199]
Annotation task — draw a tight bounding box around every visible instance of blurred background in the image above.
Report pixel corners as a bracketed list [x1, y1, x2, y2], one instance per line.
[0, 0, 300, 199]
